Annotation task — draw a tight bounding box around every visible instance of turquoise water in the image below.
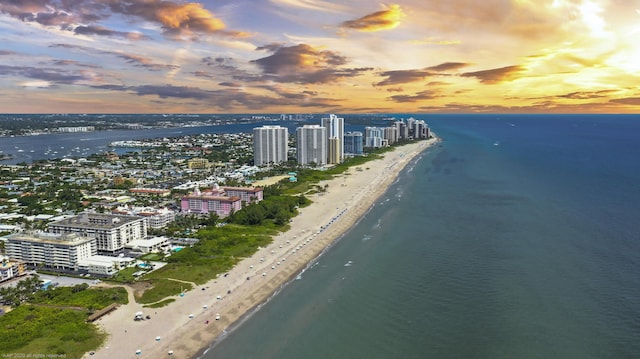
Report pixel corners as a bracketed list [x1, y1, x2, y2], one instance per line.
[205, 115, 640, 359]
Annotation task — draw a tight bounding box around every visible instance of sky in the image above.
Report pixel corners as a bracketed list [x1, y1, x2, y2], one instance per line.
[1, 0, 639, 114]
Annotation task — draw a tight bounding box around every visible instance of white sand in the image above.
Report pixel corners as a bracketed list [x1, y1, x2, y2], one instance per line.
[86, 138, 437, 359]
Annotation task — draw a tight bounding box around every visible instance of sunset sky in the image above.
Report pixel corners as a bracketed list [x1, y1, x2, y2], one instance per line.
[1, 0, 639, 114]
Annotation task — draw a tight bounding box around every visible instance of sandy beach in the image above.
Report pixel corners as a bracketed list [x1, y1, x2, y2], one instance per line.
[86, 138, 437, 359]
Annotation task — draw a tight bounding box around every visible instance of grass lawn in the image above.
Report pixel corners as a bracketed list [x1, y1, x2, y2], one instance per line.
[0, 306, 106, 359]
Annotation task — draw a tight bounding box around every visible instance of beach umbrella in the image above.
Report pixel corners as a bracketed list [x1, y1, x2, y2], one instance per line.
[156, 336, 161, 341]
[189, 314, 194, 318]
[168, 350, 174, 355]
[136, 349, 142, 355]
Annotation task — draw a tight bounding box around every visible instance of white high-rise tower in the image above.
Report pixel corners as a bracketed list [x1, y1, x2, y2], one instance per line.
[296, 125, 327, 166]
[321, 114, 344, 164]
[253, 125, 288, 166]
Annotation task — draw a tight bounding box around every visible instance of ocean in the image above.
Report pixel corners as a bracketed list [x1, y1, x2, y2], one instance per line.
[203, 114, 640, 359]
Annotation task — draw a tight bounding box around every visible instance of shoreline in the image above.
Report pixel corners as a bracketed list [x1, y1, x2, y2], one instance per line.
[87, 137, 438, 359]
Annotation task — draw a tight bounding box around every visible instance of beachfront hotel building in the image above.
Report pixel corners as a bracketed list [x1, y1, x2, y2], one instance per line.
[179, 185, 263, 217]
[48, 213, 147, 254]
[4, 232, 96, 271]
[180, 188, 242, 217]
[321, 114, 344, 164]
[222, 186, 264, 204]
[253, 125, 289, 166]
[296, 125, 327, 166]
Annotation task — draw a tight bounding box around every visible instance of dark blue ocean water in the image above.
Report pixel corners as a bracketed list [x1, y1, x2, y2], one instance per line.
[204, 114, 640, 359]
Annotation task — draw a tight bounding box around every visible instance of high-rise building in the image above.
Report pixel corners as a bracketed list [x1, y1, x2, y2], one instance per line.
[321, 114, 344, 164]
[395, 121, 408, 140]
[384, 127, 398, 145]
[344, 131, 364, 155]
[253, 125, 289, 166]
[365, 127, 385, 148]
[296, 125, 327, 166]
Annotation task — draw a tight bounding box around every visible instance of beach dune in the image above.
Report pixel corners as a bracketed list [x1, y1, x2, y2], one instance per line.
[87, 138, 437, 359]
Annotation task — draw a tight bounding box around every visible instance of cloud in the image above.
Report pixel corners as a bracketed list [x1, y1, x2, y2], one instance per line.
[113, 53, 179, 71]
[427, 62, 471, 72]
[103, 0, 249, 39]
[388, 90, 441, 103]
[556, 90, 618, 100]
[92, 83, 341, 110]
[251, 44, 371, 84]
[270, 0, 346, 13]
[375, 69, 434, 86]
[340, 4, 405, 32]
[218, 81, 241, 87]
[0, 65, 90, 85]
[375, 63, 471, 86]
[461, 65, 524, 84]
[610, 97, 640, 105]
[73, 25, 148, 40]
[0, 50, 17, 55]
[0, 0, 248, 40]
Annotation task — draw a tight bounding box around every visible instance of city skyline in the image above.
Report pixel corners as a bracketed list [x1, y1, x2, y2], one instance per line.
[1, 0, 639, 114]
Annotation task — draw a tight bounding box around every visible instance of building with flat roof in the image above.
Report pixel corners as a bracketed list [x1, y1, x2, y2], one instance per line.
[125, 236, 170, 254]
[253, 125, 289, 166]
[48, 213, 147, 254]
[344, 131, 364, 155]
[112, 206, 176, 229]
[77, 255, 135, 276]
[5, 232, 96, 271]
[180, 189, 242, 217]
[365, 127, 385, 148]
[222, 186, 264, 204]
[321, 114, 344, 164]
[296, 125, 327, 166]
[1, 255, 26, 283]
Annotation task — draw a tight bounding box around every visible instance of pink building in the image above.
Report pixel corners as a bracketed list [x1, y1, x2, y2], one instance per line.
[222, 186, 263, 204]
[180, 185, 263, 218]
[181, 193, 242, 217]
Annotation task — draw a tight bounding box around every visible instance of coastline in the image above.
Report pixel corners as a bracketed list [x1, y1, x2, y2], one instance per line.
[86, 137, 438, 359]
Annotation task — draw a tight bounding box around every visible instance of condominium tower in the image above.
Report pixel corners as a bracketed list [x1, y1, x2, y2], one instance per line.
[321, 114, 344, 164]
[253, 125, 289, 166]
[296, 125, 327, 166]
